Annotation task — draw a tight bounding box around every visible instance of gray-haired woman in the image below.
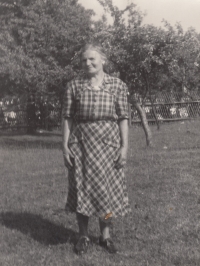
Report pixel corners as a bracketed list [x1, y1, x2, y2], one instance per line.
[62, 43, 131, 255]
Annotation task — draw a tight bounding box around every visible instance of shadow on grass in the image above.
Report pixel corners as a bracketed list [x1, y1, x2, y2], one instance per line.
[0, 131, 61, 137]
[0, 211, 78, 245]
[0, 131, 62, 150]
[1, 138, 61, 150]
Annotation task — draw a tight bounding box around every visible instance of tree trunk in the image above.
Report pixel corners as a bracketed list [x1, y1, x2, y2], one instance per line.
[133, 102, 153, 147]
[27, 96, 36, 134]
[151, 103, 160, 130]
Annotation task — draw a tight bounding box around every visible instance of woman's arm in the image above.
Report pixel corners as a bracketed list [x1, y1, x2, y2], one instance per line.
[62, 118, 74, 169]
[119, 118, 129, 150]
[114, 119, 129, 169]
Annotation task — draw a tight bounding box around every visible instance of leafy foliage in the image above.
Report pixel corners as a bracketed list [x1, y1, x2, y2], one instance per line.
[1, 0, 200, 100]
[0, 0, 94, 98]
[94, 1, 200, 98]
[162, 22, 200, 92]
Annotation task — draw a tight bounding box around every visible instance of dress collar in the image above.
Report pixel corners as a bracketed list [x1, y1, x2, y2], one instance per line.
[81, 73, 113, 91]
[102, 73, 113, 85]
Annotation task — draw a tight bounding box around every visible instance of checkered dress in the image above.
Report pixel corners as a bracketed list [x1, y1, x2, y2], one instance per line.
[63, 74, 131, 218]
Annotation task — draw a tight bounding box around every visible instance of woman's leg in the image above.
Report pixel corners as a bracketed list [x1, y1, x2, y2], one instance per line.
[76, 212, 89, 237]
[99, 218, 117, 253]
[75, 213, 90, 254]
[99, 219, 110, 239]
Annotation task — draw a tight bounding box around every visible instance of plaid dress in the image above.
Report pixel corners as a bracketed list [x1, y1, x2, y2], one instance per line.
[62, 73, 131, 218]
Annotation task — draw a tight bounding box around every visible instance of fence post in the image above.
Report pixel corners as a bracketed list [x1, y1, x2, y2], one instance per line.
[128, 103, 132, 126]
[151, 104, 160, 130]
[27, 96, 36, 134]
[44, 102, 49, 131]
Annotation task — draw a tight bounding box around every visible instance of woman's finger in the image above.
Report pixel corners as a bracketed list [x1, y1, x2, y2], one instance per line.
[63, 154, 74, 169]
[115, 156, 126, 169]
[114, 151, 120, 162]
[69, 150, 74, 158]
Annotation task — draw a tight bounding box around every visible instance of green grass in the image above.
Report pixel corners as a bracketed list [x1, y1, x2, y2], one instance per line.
[0, 121, 200, 266]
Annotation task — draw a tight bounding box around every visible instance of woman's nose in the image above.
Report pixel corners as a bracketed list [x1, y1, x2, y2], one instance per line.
[85, 59, 90, 66]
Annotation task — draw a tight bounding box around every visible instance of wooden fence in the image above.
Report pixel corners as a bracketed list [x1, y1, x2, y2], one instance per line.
[0, 96, 61, 132]
[0, 91, 200, 131]
[130, 91, 200, 124]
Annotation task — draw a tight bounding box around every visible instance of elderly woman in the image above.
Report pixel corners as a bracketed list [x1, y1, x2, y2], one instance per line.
[62, 43, 131, 255]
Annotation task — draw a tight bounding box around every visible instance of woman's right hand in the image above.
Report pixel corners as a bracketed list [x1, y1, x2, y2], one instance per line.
[63, 147, 74, 170]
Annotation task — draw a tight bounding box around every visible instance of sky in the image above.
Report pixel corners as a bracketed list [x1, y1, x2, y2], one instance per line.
[78, 0, 200, 32]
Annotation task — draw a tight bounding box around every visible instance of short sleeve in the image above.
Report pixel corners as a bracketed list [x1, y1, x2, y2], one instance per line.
[62, 83, 75, 119]
[115, 82, 129, 120]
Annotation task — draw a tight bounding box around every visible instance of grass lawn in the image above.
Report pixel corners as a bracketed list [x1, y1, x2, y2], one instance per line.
[0, 120, 200, 266]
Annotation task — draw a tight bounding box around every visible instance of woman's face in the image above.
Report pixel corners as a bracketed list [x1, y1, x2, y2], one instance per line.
[81, 49, 104, 76]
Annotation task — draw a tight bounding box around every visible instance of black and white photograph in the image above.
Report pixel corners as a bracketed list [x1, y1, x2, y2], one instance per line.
[0, 0, 200, 265]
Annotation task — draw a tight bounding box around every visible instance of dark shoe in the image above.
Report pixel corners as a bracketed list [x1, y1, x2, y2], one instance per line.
[75, 236, 90, 255]
[99, 236, 118, 254]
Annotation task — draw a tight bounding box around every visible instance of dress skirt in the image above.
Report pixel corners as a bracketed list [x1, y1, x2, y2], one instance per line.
[65, 120, 131, 218]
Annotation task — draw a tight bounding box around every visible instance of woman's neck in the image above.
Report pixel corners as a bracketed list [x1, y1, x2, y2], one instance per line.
[88, 71, 104, 87]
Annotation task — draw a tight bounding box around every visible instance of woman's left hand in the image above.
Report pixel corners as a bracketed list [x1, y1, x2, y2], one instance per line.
[114, 146, 128, 170]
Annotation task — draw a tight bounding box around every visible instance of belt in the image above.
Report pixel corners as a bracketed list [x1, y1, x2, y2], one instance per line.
[76, 119, 116, 124]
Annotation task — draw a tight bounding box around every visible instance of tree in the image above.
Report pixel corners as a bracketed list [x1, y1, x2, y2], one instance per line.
[1, 0, 200, 136]
[94, 0, 153, 145]
[161, 22, 200, 94]
[0, 0, 95, 100]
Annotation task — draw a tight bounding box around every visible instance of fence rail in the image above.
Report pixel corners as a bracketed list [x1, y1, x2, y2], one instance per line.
[131, 101, 200, 124]
[0, 95, 61, 132]
[1, 92, 200, 131]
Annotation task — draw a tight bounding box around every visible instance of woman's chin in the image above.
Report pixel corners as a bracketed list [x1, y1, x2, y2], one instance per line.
[85, 71, 97, 77]
[86, 69, 95, 74]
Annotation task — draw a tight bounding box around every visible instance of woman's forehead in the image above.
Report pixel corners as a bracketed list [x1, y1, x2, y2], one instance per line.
[82, 49, 101, 58]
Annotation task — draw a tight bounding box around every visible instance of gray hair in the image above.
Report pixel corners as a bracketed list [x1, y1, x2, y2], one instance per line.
[80, 43, 107, 62]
